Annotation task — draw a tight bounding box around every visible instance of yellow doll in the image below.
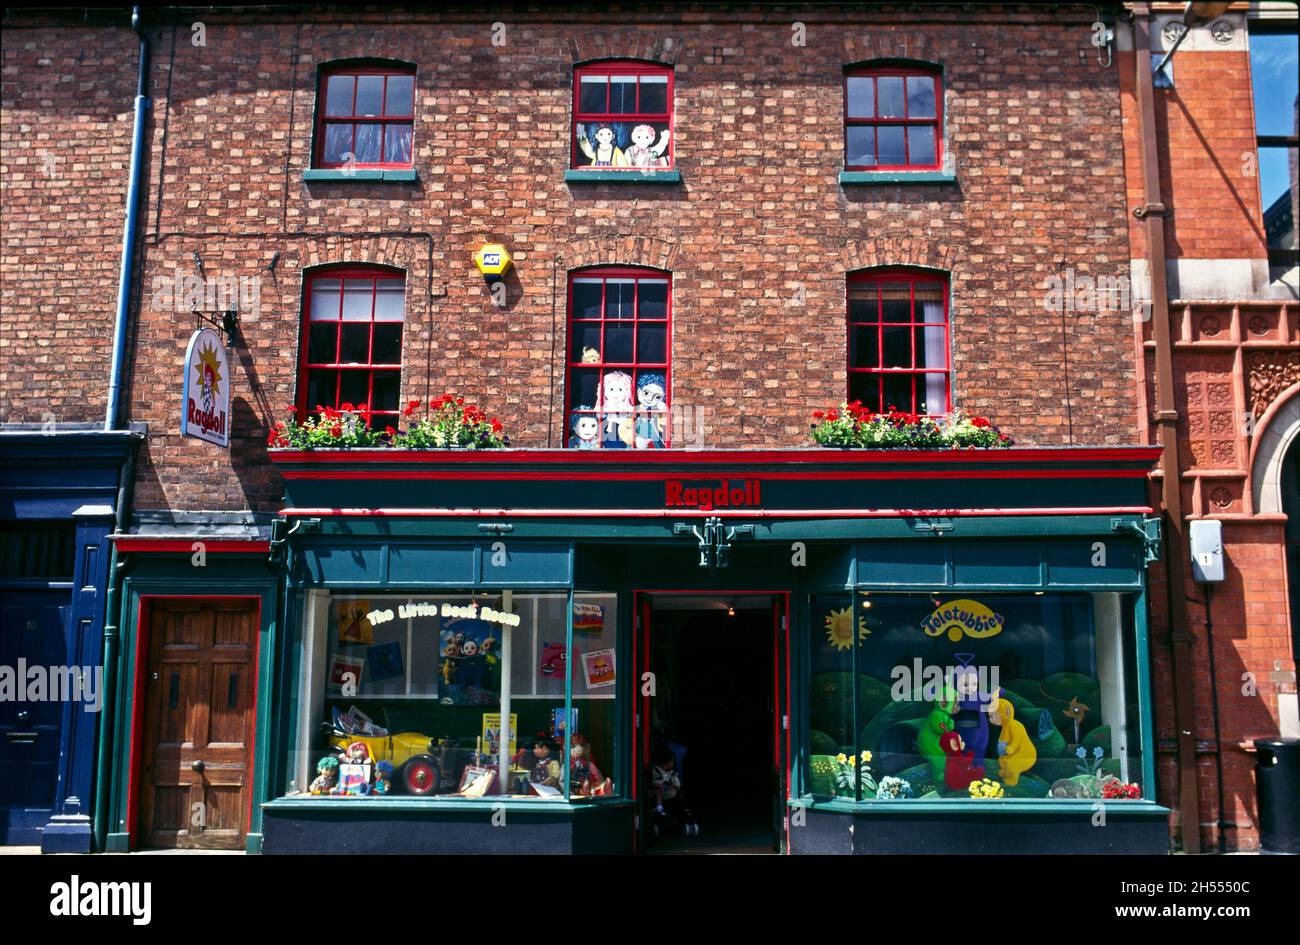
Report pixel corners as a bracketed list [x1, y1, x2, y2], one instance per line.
[989, 697, 1036, 786]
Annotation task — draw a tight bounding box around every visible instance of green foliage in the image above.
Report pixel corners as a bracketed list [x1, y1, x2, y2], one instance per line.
[810, 403, 1012, 449]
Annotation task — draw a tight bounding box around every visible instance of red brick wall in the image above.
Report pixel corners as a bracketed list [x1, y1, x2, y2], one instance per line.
[3, 5, 1139, 517]
[0, 23, 141, 425]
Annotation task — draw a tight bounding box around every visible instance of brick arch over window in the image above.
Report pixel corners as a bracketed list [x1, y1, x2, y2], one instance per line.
[1251, 383, 1300, 514]
[569, 38, 683, 66]
[842, 238, 957, 274]
[839, 35, 958, 65]
[562, 236, 678, 273]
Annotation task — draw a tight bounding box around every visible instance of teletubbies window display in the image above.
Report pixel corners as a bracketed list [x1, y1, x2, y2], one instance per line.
[807, 592, 1144, 801]
[285, 591, 620, 801]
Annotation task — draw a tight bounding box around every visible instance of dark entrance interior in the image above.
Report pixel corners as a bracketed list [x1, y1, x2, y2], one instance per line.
[645, 595, 778, 853]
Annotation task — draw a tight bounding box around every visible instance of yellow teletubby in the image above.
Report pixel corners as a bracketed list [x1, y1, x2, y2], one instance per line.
[989, 698, 1036, 786]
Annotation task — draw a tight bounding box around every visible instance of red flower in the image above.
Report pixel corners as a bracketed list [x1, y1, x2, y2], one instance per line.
[971, 416, 991, 428]
[266, 430, 279, 446]
[330, 423, 343, 438]
[404, 399, 420, 416]
[489, 418, 503, 434]
[812, 410, 825, 421]
[825, 409, 839, 422]
[384, 425, 397, 436]
[340, 402, 355, 412]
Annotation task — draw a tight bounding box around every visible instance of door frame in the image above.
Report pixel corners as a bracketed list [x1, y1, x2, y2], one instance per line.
[631, 589, 791, 852]
[128, 594, 262, 849]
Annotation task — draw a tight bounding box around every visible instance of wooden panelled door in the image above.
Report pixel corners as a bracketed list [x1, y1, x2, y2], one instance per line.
[139, 600, 258, 849]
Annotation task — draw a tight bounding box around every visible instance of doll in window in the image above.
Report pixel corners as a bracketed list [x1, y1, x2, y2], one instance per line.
[596, 371, 635, 449]
[624, 123, 670, 169]
[577, 123, 627, 167]
[569, 407, 601, 449]
[634, 372, 667, 449]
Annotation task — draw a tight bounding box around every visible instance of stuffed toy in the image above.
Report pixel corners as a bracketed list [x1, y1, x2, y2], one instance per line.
[338, 741, 372, 766]
[310, 756, 339, 795]
[939, 730, 985, 792]
[581, 346, 601, 363]
[569, 407, 601, 449]
[528, 734, 563, 788]
[918, 694, 957, 780]
[953, 666, 997, 767]
[569, 733, 613, 797]
[634, 372, 666, 449]
[989, 697, 1036, 786]
[373, 760, 395, 795]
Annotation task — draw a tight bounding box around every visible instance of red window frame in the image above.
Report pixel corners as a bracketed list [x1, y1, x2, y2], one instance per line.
[846, 270, 950, 416]
[297, 266, 406, 427]
[565, 267, 673, 449]
[843, 66, 943, 171]
[571, 61, 674, 170]
[314, 64, 416, 169]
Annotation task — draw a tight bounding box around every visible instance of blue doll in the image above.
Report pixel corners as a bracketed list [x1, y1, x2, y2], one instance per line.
[569, 407, 600, 449]
[635, 372, 666, 448]
[952, 663, 997, 766]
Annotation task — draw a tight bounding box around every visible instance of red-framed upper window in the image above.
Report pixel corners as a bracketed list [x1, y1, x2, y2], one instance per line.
[314, 63, 415, 169]
[565, 267, 671, 449]
[298, 266, 406, 426]
[572, 61, 673, 170]
[847, 270, 950, 416]
[844, 65, 942, 171]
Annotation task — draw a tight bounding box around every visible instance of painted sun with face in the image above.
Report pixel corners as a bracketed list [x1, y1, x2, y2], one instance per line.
[824, 606, 869, 651]
[195, 342, 223, 396]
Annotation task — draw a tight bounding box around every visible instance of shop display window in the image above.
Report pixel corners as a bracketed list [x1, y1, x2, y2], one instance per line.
[285, 591, 620, 801]
[807, 592, 1143, 801]
[572, 61, 673, 170]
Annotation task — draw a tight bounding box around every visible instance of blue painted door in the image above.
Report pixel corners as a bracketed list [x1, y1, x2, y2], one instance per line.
[0, 589, 70, 844]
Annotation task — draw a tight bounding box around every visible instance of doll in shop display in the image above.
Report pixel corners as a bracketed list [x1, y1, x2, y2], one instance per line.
[917, 691, 957, 781]
[372, 760, 395, 795]
[634, 372, 667, 449]
[569, 408, 601, 449]
[623, 124, 670, 169]
[596, 371, 636, 449]
[952, 663, 997, 771]
[989, 697, 1037, 786]
[576, 123, 627, 167]
[337, 741, 372, 767]
[581, 346, 601, 363]
[569, 733, 614, 797]
[310, 756, 340, 795]
[528, 734, 563, 791]
[939, 730, 986, 792]
[650, 744, 698, 838]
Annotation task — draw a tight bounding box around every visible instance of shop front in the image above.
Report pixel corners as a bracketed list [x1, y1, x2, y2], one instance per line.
[101, 446, 1172, 854]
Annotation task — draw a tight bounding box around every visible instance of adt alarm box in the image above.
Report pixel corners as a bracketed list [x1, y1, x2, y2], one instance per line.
[1189, 519, 1225, 583]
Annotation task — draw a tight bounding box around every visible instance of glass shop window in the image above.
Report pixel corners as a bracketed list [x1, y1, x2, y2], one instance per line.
[299, 266, 406, 427]
[844, 66, 942, 170]
[566, 268, 671, 449]
[806, 592, 1144, 802]
[572, 61, 673, 170]
[314, 64, 416, 168]
[847, 270, 950, 416]
[284, 591, 620, 801]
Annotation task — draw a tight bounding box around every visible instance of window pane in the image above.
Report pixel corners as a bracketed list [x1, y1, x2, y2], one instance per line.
[808, 593, 856, 796]
[849, 372, 880, 412]
[371, 371, 400, 412]
[610, 75, 637, 113]
[623, 121, 671, 169]
[877, 76, 905, 118]
[570, 321, 603, 362]
[354, 75, 384, 116]
[915, 283, 945, 321]
[354, 124, 383, 163]
[882, 326, 912, 368]
[308, 322, 337, 363]
[385, 124, 413, 165]
[572, 279, 604, 318]
[324, 75, 354, 116]
[310, 279, 342, 320]
[847, 126, 876, 166]
[848, 287, 878, 322]
[385, 74, 414, 116]
[881, 283, 912, 322]
[579, 75, 607, 113]
[1250, 32, 1299, 137]
[877, 125, 906, 165]
[570, 367, 600, 412]
[372, 322, 402, 364]
[883, 374, 914, 412]
[306, 369, 338, 411]
[374, 279, 406, 320]
[637, 323, 667, 364]
[915, 326, 946, 368]
[606, 279, 635, 319]
[339, 323, 370, 363]
[638, 75, 669, 114]
[906, 75, 936, 118]
[849, 325, 880, 369]
[637, 280, 669, 318]
[322, 123, 352, 164]
[342, 282, 374, 321]
[604, 324, 633, 363]
[907, 125, 936, 166]
[339, 370, 369, 407]
[1259, 146, 1297, 247]
[847, 76, 874, 119]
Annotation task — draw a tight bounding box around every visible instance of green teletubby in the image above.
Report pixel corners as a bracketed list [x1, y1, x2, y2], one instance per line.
[918, 688, 959, 780]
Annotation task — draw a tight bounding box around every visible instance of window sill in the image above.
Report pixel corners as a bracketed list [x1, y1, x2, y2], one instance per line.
[303, 168, 418, 183]
[793, 795, 1170, 815]
[265, 795, 632, 812]
[565, 169, 682, 184]
[839, 170, 957, 185]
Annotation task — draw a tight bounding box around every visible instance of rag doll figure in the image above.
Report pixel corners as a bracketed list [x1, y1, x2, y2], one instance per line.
[528, 735, 563, 789]
[624, 123, 670, 168]
[569, 733, 613, 796]
[310, 756, 339, 795]
[939, 730, 985, 792]
[953, 665, 997, 769]
[634, 372, 667, 448]
[373, 760, 395, 794]
[576, 123, 626, 167]
[989, 697, 1036, 786]
[596, 371, 635, 449]
[569, 408, 601, 449]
